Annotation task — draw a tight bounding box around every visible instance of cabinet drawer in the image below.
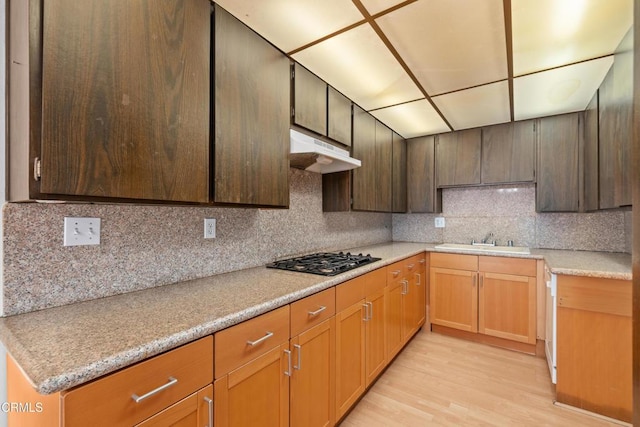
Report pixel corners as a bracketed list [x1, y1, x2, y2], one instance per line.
[290, 287, 336, 337]
[386, 262, 405, 284]
[479, 256, 536, 276]
[430, 252, 478, 271]
[62, 336, 213, 427]
[215, 305, 290, 378]
[405, 253, 426, 274]
[364, 268, 386, 296]
[336, 275, 365, 312]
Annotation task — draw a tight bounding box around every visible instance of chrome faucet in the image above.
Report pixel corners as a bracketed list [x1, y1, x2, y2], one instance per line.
[481, 232, 495, 245]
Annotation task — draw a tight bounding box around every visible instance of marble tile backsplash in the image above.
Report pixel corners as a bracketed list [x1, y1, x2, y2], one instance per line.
[2, 169, 391, 316]
[393, 184, 630, 253]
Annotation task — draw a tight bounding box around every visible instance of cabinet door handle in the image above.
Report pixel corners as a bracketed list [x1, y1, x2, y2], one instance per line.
[480, 275, 483, 288]
[419, 259, 426, 264]
[362, 303, 370, 321]
[368, 302, 374, 319]
[416, 273, 421, 286]
[473, 274, 477, 287]
[293, 344, 302, 370]
[131, 377, 178, 403]
[284, 349, 292, 376]
[308, 306, 327, 316]
[401, 280, 409, 295]
[407, 263, 415, 269]
[247, 331, 274, 346]
[392, 270, 401, 278]
[204, 396, 213, 427]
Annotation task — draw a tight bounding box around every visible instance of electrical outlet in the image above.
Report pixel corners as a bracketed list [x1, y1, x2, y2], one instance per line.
[204, 218, 216, 239]
[64, 217, 101, 246]
[434, 217, 446, 228]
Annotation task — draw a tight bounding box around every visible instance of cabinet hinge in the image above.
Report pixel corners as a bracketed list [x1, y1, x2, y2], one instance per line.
[291, 68, 295, 79]
[291, 107, 295, 118]
[33, 157, 41, 181]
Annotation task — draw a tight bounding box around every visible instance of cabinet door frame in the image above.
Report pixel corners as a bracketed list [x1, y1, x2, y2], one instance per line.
[429, 267, 478, 332]
[335, 301, 366, 420]
[365, 289, 386, 386]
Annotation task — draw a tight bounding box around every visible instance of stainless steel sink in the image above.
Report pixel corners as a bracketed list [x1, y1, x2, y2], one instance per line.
[434, 243, 530, 255]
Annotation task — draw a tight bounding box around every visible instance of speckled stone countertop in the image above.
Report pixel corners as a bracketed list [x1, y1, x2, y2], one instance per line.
[0, 241, 631, 395]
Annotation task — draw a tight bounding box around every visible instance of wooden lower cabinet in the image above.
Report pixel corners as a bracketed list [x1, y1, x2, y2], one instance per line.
[385, 277, 404, 360]
[214, 343, 290, 427]
[365, 288, 386, 386]
[430, 267, 478, 332]
[335, 301, 366, 420]
[135, 385, 213, 427]
[290, 318, 336, 427]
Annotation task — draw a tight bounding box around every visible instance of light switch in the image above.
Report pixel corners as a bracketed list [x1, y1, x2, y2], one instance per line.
[63, 217, 101, 246]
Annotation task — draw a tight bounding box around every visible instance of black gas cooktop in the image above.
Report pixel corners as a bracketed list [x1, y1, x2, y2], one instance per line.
[266, 252, 381, 276]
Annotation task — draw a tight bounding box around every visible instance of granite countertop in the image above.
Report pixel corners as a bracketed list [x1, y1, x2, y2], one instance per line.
[0, 241, 631, 395]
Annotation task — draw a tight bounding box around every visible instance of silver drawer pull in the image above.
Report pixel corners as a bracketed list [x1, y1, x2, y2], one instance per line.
[308, 306, 327, 316]
[293, 344, 302, 370]
[247, 331, 274, 346]
[419, 259, 426, 264]
[284, 349, 292, 376]
[204, 396, 213, 427]
[392, 270, 401, 277]
[131, 377, 178, 403]
[407, 263, 415, 269]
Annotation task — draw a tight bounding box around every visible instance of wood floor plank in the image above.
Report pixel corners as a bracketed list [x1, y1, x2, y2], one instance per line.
[341, 331, 621, 426]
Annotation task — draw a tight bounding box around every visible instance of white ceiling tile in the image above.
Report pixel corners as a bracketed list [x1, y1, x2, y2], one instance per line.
[375, 0, 507, 95]
[292, 24, 423, 110]
[213, 0, 364, 53]
[359, 0, 406, 16]
[432, 81, 510, 130]
[512, 0, 632, 76]
[514, 57, 614, 121]
[370, 100, 451, 138]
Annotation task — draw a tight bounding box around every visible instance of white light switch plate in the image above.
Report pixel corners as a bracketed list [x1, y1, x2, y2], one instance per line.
[434, 217, 446, 228]
[64, 217, 101, 246]
[204, 218, 216, 239]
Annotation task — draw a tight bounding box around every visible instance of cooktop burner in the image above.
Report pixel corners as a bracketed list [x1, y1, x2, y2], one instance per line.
[266, 252, 381, 276]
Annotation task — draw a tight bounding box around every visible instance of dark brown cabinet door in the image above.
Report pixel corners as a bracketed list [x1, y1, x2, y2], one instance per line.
[392, 132, 407, 213]
[39, 0, 211, 202]
[375, 121, 393, 212]
[293, 63, 327, 136]
[328, 86, 352, 146]
[407, 136, 440, 213]
[436, 128, 481, 187]
[536, 113, 580, 212]
[583, 92, 599, 212]
[481, 120, 535, 184]
[214, 5, 290, 207]
[599, 29, 633, 209]
[352, 106, 376, 211]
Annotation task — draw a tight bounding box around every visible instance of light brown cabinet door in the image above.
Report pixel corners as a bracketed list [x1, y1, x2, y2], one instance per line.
[392, 132, 407, 213]
[214, 5, 290, 207]
[478, 273, 536, 344]
[481, 120, 535, 184]
[365, 289, 386, 387]
[327, 86, 352, 146]
[39, 0, 211, 202]
[335, 301, 366, 420]
[214, 343, 290, 427]
[436, 128, 481, 187]
[536, 113, 580, 212]
[135, 385, 213, 427]
[385, 278, 404, 361]
[352, 106, 377, 211]
[293, 63, 327, 136]
[407, 136, 439, 213]
[290, 318, 335, 427]
[429, 268, 478, 333]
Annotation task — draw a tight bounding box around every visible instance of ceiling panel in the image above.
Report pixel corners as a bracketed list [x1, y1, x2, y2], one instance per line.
[512, 0, 632, 76]
[375, 0, 507, 95]
[292, 24, 423, 111]
[359, 0, 407, 16]
[370, 100, 451, 139]
[432, 81, 510, 130]
[514, 56, 614, 121]
[213, 0, 364, 53]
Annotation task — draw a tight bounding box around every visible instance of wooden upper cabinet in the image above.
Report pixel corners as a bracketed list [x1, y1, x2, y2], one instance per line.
[21, 0, 211, 202]
[583, 91, 599, 212]
[328, 86, 352, 146]
[292, 63, 327, 136]
[375, 121, 393, 212]
[481, 120, 535, 184]
[407, 135, 440, 213]
[436, 128, 481, 187]
[598, 29, 633, 209]
[392, 132, 407, 213]
[352, 106, 377, 211]
[536, 113, 581, 212]
[214, 5, 290, 207]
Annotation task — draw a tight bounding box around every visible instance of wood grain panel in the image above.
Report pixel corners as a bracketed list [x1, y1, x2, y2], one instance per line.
[391, 132, 407, 213]
[40, 0, 211, 202]
[583, 91, 599, 212]
[375, 121, 393, 212]
[62, 336, 213, 427]
[481, 120, 535, 184]
[364, 267, 387, 296]
[365, 289, 387, 386]
[135, 385, 213, 427]
[478, 256, 536, 276]
[435, 128, 481, 187]
[327, 86, 352, 146]
[293, 63, 327, 136]
[430, 252, 478, 271]
[214, 5, 290, 207]
[290, 287, 335, 337]
[322, 171, 350, 212]
[214, 306, 290, 378]
[352, 105, 377, 211]
[557, 275, 631, 317]
[335, 301, 366, 420]
[536, 113, 580, 212]
[385, 280, 404, 360]
[336, 275, 366, 313]
[429, 268, 478, 332]
[407, 136, 439, 213]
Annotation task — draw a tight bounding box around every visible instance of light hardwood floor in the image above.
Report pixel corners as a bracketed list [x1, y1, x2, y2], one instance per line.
[341, 330, 621, 426]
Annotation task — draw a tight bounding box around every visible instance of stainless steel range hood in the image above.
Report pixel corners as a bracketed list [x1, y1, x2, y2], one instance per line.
[289, 128, 361, 174]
